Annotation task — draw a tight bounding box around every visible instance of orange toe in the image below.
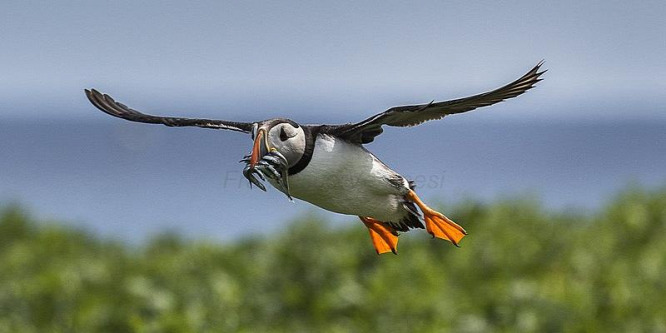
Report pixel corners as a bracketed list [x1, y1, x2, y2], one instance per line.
[424, 213, 466, 246]
[360, 217, 399, 255]
[407, 190, 467, 246]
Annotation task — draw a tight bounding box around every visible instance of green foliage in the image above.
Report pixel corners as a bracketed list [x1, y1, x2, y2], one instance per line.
[1, 188, 666, 332]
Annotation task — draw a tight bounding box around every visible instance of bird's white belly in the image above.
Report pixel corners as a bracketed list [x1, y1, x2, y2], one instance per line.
[278, 135, 408, 222]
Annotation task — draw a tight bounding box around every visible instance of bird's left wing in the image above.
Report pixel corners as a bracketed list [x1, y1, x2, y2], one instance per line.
[85, 89, 253, 133]
[322, 62, 546, 144]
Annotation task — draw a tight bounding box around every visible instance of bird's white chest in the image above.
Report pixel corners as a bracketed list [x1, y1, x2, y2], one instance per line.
[275, 135, 406, 220]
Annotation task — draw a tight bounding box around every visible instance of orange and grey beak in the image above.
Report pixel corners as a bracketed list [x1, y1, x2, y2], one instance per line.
[243, 127, 291, 198]
[249, 129, 270, 168]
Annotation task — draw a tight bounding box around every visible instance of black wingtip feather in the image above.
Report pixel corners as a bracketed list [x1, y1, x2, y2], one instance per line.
[82, 89, 252, 132]
[321, 61, 547, 144]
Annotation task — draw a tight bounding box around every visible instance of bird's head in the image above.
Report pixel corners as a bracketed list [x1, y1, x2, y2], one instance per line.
[248, 119, 306, 168]
[241, 118, 306, 197]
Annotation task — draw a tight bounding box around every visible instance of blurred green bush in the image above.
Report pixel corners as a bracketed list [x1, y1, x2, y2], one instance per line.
[1, 188, 665, 332]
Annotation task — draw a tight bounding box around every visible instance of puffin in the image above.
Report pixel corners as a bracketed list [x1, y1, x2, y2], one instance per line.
[85, 62, 545, 254]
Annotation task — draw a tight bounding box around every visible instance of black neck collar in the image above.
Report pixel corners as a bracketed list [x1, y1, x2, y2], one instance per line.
[288, 125, 319, 176]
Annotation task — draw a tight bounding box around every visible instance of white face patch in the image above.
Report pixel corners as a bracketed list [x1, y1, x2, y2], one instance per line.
[266, 123, 306, 167]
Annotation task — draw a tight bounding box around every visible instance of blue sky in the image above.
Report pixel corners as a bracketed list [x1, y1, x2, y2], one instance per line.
[1, 1, 665, 122]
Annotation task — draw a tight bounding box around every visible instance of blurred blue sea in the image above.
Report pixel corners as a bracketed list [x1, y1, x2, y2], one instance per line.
[1, 118, 665, 242]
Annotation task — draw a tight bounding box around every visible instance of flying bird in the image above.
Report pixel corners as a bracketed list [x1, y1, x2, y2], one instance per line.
[85, 62, 545, 254]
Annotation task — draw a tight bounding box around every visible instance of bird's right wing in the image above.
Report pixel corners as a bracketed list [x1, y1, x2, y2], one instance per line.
[85, 89, 253, 133]
[322, 62, 546, 144]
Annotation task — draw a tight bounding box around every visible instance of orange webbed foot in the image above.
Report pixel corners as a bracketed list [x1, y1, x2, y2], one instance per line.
[359, 217, 399, 255]
[407, 190, 467, 246]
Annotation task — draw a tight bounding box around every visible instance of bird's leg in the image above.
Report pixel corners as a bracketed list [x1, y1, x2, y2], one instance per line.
[359, 217, 399, 255]
[406, 190, 467, 246]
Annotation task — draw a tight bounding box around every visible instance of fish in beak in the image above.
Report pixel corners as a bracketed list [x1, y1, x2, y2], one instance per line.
[241, 128, 292, 200]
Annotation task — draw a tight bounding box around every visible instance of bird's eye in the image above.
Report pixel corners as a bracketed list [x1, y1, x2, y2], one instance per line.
[279, 127, 289, 141]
